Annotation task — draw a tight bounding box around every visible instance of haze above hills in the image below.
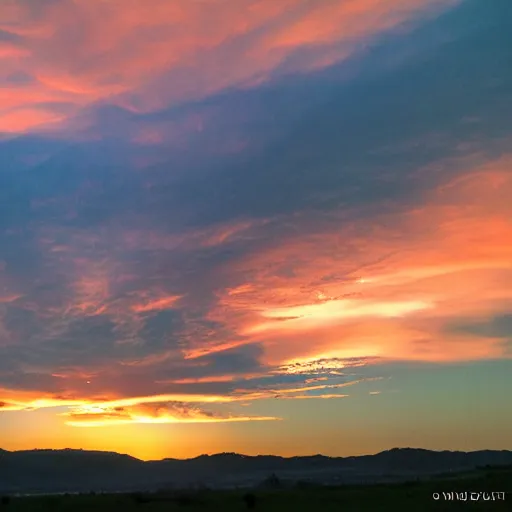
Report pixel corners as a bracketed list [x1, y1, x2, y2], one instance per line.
[1, 447, 512, 494]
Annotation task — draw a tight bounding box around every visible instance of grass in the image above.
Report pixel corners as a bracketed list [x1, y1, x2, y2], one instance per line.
[2, 467, 510, 511]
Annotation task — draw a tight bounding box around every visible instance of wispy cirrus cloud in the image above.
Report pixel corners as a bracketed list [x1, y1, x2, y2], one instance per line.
[0, 370, 377, 426]
[0, 0, 457, 134]
[0, 0, 511, 457]
[1, 154, 511, 424]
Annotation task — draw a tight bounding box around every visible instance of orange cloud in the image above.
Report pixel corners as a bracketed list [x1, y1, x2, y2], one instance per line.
[161, 373, 268, 385]
[0, 382, 362, 427]
[0, 0, 457, 133]
[64, 415, 279, 428]
[0, 368, 375, 425]
[245, 298, 433, 334]
[2, 153, 510, 433]
[62, 401, 279, 427]
[0, 388, 86, 411]
[0, 390, 235, 414]
[131, 295, 182, 313]
[200, 154, 512, 366]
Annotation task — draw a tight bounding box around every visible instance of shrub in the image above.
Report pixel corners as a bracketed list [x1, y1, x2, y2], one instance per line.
[243, 492, 257, 509]
[130, 492, 151, 504]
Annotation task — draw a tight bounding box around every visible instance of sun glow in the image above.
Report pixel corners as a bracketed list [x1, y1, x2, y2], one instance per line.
[246, 298, 433, 334]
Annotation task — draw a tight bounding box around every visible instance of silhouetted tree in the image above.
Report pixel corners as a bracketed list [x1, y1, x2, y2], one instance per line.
[262, 473, 281, 489]
[0, 496, 10, 506]
[243, 492, 257, 509]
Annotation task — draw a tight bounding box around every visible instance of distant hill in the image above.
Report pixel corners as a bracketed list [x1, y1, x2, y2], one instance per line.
[1, 447, 512, 494]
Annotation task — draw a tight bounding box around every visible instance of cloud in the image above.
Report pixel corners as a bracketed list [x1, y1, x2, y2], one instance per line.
[186, 156, 512, 366]
[64, 411, 279, 428]
[446, 314, 512, 339]
[1, 154, 511, 421]
[275, 357, 373, 376]
[0, 370, 373, 425]
[1, 0, 459, 133]
[0, 107, 65, 133]
[61, 400, 280, 427]
[0, 0, 511, 439]
[244, 298, 434, 334]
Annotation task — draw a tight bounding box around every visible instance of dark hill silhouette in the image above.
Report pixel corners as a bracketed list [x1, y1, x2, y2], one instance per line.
[1, 447, 511, 494]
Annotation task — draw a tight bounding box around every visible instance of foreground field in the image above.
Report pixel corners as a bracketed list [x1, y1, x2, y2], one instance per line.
[3, 467, 510, 511]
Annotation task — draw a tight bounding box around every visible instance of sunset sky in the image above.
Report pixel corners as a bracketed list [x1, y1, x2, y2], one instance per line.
[0, 0, 511, 461]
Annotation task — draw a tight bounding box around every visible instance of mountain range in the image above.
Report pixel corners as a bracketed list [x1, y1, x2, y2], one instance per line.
[1, 447, 511, 494]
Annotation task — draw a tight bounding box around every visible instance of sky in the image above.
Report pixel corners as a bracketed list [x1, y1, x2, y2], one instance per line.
[0, 0, 511, 461]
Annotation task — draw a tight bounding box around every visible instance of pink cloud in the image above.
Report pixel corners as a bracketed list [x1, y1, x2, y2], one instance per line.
[194, 154, 512, 365]
[0, 0, 457, 133]
[0, 107, 65, 133]
[2, 151, 509, 425]
[131, 295, 182, 313]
